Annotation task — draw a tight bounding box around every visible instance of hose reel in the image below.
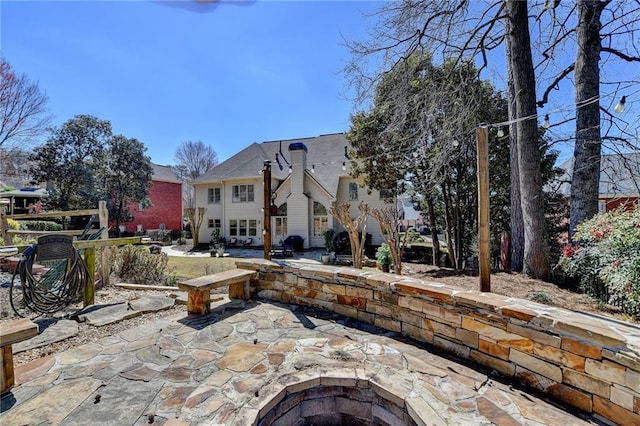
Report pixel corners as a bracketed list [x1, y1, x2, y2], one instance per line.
[10, 234, 90, 317]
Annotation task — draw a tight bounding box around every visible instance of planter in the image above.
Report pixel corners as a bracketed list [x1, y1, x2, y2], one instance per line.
[321, 254, 331, 264]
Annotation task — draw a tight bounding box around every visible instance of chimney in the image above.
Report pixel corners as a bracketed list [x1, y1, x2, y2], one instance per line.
[288, 143, 307, 195]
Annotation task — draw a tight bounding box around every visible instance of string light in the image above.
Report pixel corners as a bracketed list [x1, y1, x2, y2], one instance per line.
[255, 86, 637, 176]
[311, 164, 315, 173]
[288, 165, 292, 174]
[614, 96, 626, 114]
[372, 159, 378, 166]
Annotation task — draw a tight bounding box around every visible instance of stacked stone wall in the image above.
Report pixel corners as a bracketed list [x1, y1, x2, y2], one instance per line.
[236, 259, 640, 425]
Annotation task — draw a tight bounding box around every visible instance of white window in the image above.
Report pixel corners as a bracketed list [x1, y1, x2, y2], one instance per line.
[229, 219, 257, 236]
[208, 188, 221, 204]
[232, 184, 254, 203]
[313, 201, 328, 236]
[274, 203, 288, 239]
[349, 182, 358, 200]
[275, 217, 287, 239]
[208, 218, 221, 229]
[380, 188, 394, 200]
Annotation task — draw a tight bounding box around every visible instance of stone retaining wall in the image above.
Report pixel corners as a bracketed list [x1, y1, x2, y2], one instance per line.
[236, 259, 640, 425]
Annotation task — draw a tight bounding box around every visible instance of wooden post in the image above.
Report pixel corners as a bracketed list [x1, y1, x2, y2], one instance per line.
[477, 126, 491, 292]
[98, 201, 110, 286]
[83, 247, 96, 307]
[0, 211, 11, 245]
[263, 161, 272, 260]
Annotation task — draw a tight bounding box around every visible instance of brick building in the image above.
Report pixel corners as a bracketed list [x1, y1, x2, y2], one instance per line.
[118, 164, 183, 235]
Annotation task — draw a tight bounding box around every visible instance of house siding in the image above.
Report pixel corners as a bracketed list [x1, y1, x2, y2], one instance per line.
[335, 176, 390, 246]
[198, 179, 263, 245]
[191, 134, 395, 250]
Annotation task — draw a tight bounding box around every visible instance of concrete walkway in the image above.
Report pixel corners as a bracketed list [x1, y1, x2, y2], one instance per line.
[1, 296, 598, 425]
[161, 244, 325, 263]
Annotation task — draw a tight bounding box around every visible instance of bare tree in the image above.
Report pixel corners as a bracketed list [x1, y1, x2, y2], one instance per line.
[174, 140, 218, 181]
[371, 206, 408, 274]
[328, 202, 369, 269]
[0, 58, 52, 148]
[185, 207, 206, 249]
[174, 140, 219, 212]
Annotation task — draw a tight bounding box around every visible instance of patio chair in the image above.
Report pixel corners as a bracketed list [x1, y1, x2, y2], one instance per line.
[227, 237, 238, 247]
[243, 238, 253, 246]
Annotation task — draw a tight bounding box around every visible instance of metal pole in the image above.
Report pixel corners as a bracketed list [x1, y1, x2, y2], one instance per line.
[477, 126, 491, 292]
[263, 161, 272, 260]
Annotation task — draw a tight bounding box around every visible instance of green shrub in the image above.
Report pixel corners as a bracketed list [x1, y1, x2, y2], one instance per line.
[558, 207, 640, 317]
[5, 218, 35, 245]
[375, 243, 392, 269]
[20, 220, 63, 232]
[527, 291, 552, 304]
[108, 244, 170, 284]
[404, 228, 424, 244]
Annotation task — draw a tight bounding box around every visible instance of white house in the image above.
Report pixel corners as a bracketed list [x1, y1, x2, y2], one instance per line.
[191, 133, 393, 249]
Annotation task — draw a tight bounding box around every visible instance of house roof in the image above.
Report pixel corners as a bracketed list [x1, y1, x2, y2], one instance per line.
[192, 133, 350, 197]
[0, 187, 48, 198]
[152, 164, 181, 183]
[556, 153, 640, 197]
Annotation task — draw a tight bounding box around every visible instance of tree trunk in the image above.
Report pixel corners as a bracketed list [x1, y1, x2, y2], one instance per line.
[570, 0, 605, 240]
[504, 0, 550, 279]
[505, 15, 524, 272]
[442, 182, 457, 268]
[425, 194, 441, 266]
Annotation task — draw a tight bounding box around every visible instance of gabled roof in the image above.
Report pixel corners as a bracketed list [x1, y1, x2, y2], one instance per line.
[192, 133, 350, 197]
[556, 153, 640, 197]
[152, 164, 181, 183]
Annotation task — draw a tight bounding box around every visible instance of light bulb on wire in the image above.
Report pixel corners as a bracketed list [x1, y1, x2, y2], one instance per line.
[288, 165, 292, 174]
[497, 127, 504, 138]
[311, 164, 315, 173]
[372, 159, 377, 166]
[614, 96, 626, 114]
[342, 162, 346, 171]
[542, 114, 550, 129]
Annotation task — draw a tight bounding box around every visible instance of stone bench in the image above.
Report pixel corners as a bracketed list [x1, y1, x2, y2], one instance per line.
[0, 318, 38, 394]
[178, 269, 257, 315]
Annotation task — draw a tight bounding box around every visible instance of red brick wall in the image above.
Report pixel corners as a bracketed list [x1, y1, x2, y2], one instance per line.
[118, 180, 182, 233]
[605, 197, 638, 212]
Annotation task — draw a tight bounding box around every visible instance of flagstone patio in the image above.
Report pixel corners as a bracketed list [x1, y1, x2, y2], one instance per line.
[1, 296, 598, 425]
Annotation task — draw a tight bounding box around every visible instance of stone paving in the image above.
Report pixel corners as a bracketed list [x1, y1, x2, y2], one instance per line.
[1, 295, 599, 425]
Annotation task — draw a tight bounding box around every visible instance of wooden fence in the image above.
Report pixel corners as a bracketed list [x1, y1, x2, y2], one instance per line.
[0, 201, 140, 306]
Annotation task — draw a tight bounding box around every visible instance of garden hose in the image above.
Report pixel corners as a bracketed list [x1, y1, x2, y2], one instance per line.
[10, 243, 90, 317]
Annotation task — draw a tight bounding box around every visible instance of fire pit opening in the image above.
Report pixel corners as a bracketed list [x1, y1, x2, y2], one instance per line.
[257, 379, 423, 426]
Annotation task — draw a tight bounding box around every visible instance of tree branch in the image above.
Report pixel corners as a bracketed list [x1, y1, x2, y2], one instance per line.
[537, 63, 575, 107]
[601, 46, 640, 62]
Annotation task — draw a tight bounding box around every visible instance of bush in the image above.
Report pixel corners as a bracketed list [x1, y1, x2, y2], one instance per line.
[108, 244, 170, 284]
[375, 243, 392, 270]
[333, 231, 372, 255]
[558, 207, 640, 317]
[404, 228, 424, 244]
[20, 220, 63, 232]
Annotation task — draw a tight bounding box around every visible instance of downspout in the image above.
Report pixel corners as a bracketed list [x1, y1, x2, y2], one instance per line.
[221, 181, 226, 240]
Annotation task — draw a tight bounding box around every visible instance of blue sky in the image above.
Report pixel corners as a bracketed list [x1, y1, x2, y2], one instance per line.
[3, 1, 636, 169]
[1, 0, 381, 165]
